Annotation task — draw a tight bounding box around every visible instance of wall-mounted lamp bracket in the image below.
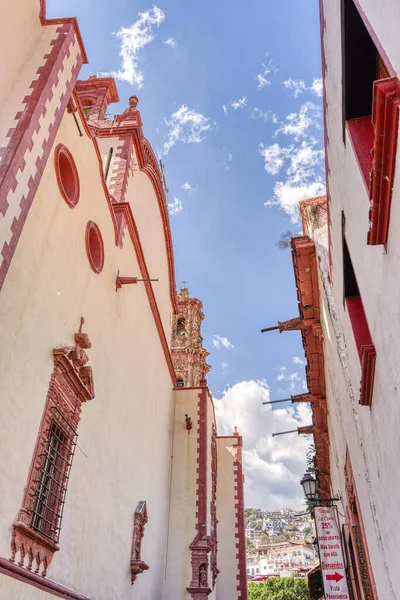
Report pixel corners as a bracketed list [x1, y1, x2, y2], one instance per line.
[116, 270, 159, 291]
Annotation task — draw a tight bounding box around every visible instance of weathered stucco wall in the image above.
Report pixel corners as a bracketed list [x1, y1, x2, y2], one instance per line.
[312, 0, 400, 585]
[215, 438, 238, 600]
[0, 103, 175, 599]
[163, 388, 199, 600]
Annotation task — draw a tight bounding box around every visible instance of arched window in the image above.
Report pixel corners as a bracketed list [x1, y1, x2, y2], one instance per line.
[81, 99, 93, 120]
[176, 378, 184, 388]
[176, 317, 186, 336]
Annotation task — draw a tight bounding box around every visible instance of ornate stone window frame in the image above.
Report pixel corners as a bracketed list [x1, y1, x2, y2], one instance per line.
[130, 501, 149, 584]
[10, 319, 94, 577]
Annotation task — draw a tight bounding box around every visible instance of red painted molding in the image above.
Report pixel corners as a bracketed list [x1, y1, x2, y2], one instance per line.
[359, 344, 376, 407]
[291, 233, 331, 497]
[75, 77, 119, 120]
[11, 319, 94, 576]
[0, 23, 83, 292]
[113, 202, 176, 383]
[39, 2, 88, 64]
[368, 77, 400, 245]
[82, 101, 177, 313]
[107, 135, 133, 204]
[187, 384, 211, 598]
[344, 450, 378, 599]
[345, 296, 373, 361]
[232, 436, 248, 599]
[54, 144, 80, 208]
[346, 117, 374, 190]
[0, 557, 91, 600]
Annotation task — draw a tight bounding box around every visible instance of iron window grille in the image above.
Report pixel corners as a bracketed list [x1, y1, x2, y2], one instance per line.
[30, 406, 77, 544]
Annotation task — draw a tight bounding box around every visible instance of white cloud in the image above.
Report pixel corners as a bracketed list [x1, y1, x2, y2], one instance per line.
[261, 138, 325, 221]
[222, 105, 228, 115]
[259, 143, 292, 176]
[275, 102, 321, 141]
[221, 360, 229, 375]
[265, 179, 326, 223]
[276, 365, 307, 395]
[222, 150, 233, 170]
[163, 37, 177, 48]
[250, 108, 279, 123]
[167, 196, 182, 215]
[163, 105, 214, 154]
[256, 56, 278, 90]
[286, 141, 325, 182]
[214, 380, 312, 510]
[182, 182, 196, 192]
[292, 356, 306, 366]
[231, 96, 247, 110]
[310, 77, 323, 97]
[212, 335, 234, 350]
[283, 78, 307, 98]
[257, 72, 271, 90]
[102, 6, 165, 88]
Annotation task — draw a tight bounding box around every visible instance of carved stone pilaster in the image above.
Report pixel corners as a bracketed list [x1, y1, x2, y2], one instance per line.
[130, 501, 149, 584]
[187, 533, 211, 599]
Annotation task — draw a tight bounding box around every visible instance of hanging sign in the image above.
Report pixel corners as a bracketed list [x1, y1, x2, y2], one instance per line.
[314, 506, 350, 600]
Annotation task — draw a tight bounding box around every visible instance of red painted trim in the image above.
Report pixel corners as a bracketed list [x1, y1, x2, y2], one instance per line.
[12, 325, 94, 575]
[0, 23, 83, 292]
[107, 135, 133, 204]
[346, 117, 374, 191]
[39, 2, 88, 64]
[85, 221, 104, 274]
[72, 93, 119, 245]
[0, 557, 91, 600]
[368, 77, 400, 245]
[54, 144, 80, 207]
[351, 0, 396, 78]
[113, 202, 176, 383]
[195, 385, 208, 534]
[86, 119, 177, 313]
[345, 296, 373, 361]
[359, 344, 376, 407]
[291, 233, 330, 497]
[344, 450, 378, 599]
[232, 436, 248, 599]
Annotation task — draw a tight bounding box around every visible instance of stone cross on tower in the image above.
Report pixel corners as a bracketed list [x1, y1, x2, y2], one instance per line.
[171, 288, 211, 388]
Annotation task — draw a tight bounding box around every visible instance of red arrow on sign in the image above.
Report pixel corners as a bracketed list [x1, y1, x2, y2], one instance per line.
[326, 572, 344, 583]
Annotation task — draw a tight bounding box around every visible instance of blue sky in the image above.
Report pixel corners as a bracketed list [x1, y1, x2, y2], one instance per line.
[48, 0, 324, 510]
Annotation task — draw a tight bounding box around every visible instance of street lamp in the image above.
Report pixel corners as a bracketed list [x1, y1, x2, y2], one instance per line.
[300, 473, 317, 501]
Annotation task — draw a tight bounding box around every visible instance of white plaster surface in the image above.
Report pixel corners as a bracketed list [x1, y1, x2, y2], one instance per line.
[0, 109, 175, 600]
[215, 438, 239, 600]
[310, 4, 400, 590]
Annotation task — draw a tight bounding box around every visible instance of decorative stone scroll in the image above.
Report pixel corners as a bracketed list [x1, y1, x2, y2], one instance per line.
[10, 318, 94, 577]
[130, 501, 149, 584]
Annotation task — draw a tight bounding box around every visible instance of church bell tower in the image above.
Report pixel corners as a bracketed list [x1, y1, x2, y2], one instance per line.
[171, 287, 211, 388]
